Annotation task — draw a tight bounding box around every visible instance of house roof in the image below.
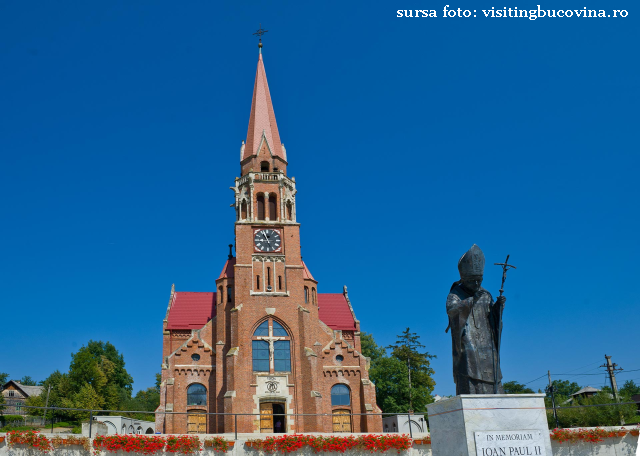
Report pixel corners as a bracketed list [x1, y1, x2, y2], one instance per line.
[318, 293, 356, 331]
[218, 257, 236, 279]
[571, 386, 601, 396]
[2, 381, 43, 398]
[302, 261, 315, 281]
[244, 53, 285, 162]
[166, 292, 216, 330]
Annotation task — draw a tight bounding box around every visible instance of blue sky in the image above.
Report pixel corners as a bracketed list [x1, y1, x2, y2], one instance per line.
[1, 0, 638, 398]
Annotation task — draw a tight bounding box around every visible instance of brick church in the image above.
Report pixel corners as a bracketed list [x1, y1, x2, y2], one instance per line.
[155, 44, 381, 435]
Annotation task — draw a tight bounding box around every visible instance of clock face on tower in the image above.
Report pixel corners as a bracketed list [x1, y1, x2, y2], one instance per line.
[254, 229, 282, 253]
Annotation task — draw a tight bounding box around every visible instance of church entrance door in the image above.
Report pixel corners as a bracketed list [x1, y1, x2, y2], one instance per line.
[332, 410, 352, 432]
[187, 410, 206, 434]
[260, 402, 286, 433]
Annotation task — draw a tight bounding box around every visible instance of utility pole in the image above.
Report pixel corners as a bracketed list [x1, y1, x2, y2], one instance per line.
[547, 371, 559, 429]
[42, 385, 51, 426]
[601, 354, 624, 425]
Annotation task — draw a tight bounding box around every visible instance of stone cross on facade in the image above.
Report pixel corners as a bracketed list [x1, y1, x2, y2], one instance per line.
[256, 323, 285, 370]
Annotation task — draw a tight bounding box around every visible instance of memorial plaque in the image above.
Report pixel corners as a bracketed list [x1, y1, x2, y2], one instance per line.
[474, 430, 546, 456]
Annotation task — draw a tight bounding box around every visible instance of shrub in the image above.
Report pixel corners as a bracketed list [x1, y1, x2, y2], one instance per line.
[547, 392, 637, 428]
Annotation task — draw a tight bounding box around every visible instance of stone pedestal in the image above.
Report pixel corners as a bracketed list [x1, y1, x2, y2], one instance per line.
[427, 394, 553, 456]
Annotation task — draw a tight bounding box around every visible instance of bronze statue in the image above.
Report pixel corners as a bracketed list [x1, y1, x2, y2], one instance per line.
[446, 245, 506, 395]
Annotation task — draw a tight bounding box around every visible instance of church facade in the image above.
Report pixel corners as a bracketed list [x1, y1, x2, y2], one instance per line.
[155, 46, 381, 435]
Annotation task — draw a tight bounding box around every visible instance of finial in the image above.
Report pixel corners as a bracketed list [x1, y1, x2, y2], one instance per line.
[228, 244, 234, 259]
[253, 24, 268, 54]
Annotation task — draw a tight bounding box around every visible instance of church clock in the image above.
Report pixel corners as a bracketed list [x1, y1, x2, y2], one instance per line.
[254, 229, 282, 253]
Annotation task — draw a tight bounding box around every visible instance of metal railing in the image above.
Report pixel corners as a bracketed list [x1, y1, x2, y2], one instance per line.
[2, 401, 637, 440]
[0, 404, 427, 440]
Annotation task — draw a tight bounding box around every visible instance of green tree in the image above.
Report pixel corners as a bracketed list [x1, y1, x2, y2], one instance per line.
[25, 395, 45, 416]
[547, 392, 636, 428]
[360, 333, 386, 363]
[61, 384, 103, 421]
[503, 381, 535, 394]
[19, 376, 37, 386]
[546, 379, 581, 400]
[36, 342, 135, 420]
[361, 330, 436, 413]
[155, 373, 162, 394]
[0, 372, 8, 414]
[67, 340, 134, 411]
[387, 328, 436, 411]
[619, 380, 640, 397]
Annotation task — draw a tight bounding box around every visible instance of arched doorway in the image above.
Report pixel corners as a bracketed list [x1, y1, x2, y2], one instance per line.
[260, 402, 286, 433]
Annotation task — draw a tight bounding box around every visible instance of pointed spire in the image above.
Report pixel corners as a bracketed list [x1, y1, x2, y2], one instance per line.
[243, 52, 285, 163]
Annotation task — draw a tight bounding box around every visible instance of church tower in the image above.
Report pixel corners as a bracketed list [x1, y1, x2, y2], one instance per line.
[157, 43, 381, 435]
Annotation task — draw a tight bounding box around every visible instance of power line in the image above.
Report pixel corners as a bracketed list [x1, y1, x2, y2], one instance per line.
[524, 374, 547, 385]
[552, 371, 607, 376]
[561, 360, 605, 374]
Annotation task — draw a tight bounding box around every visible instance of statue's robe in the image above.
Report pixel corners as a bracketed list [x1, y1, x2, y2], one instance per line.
[446, 284, 503, 394]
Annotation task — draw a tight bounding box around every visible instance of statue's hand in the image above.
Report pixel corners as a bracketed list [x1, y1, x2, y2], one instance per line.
[496, 296, 506, 307]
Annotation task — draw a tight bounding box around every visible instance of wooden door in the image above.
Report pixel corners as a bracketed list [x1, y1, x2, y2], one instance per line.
[260, 403, 274, 433]
[332, 410, 352, 433]
[187, 411, 207, 434]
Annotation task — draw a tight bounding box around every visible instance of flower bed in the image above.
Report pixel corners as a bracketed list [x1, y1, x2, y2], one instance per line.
[246, 435, 413, 453]
[4, 432, 236, 455]
[6, 430, 53, 453]
[51, 435, 91, 451]
[550, 426, 638, 444]
[93, 434, 166, 455]
[166, 435, 201, 454]
[411, 438, 431, 445]
[204, 437, 235, 452]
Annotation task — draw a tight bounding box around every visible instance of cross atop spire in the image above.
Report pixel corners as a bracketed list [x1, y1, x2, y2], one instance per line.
[253, 24, 268, 53]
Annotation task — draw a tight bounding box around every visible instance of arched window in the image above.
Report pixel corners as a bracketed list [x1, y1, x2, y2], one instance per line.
[286, 201, 293, 221]
[218, 286, 223, 304]
[187, 383, 207, 406]
[331, 384, 351, 406]
[256, 275, 261, 290]
[269, 193, 277, 221]
[227, 286, 233, 303]
[241, 201, 248, 220]
[278, 275, 282, 291]
[252, 319, 291, 373]
[304, 286, 309, 304]
[261, 161, 270, 172]
[312, 287, 317, 305]
[257, 193, 265, 220]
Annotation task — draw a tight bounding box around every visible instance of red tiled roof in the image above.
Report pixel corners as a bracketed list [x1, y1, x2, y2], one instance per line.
[302, 261, 315, 281]
[318, 294, 356, 331]
[218, 258, 236, 279]
[166, 292, 216, 330]
[244, 54, 285, 161]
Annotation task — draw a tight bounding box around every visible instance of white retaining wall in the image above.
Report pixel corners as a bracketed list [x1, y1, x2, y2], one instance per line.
[0, 428, 637, 456]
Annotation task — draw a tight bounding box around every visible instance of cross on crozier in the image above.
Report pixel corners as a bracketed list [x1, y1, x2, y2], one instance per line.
[256, 324, 285, 371]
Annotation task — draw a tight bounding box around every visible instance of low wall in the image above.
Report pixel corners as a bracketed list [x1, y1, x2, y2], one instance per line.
[0, 428, 637, 456]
